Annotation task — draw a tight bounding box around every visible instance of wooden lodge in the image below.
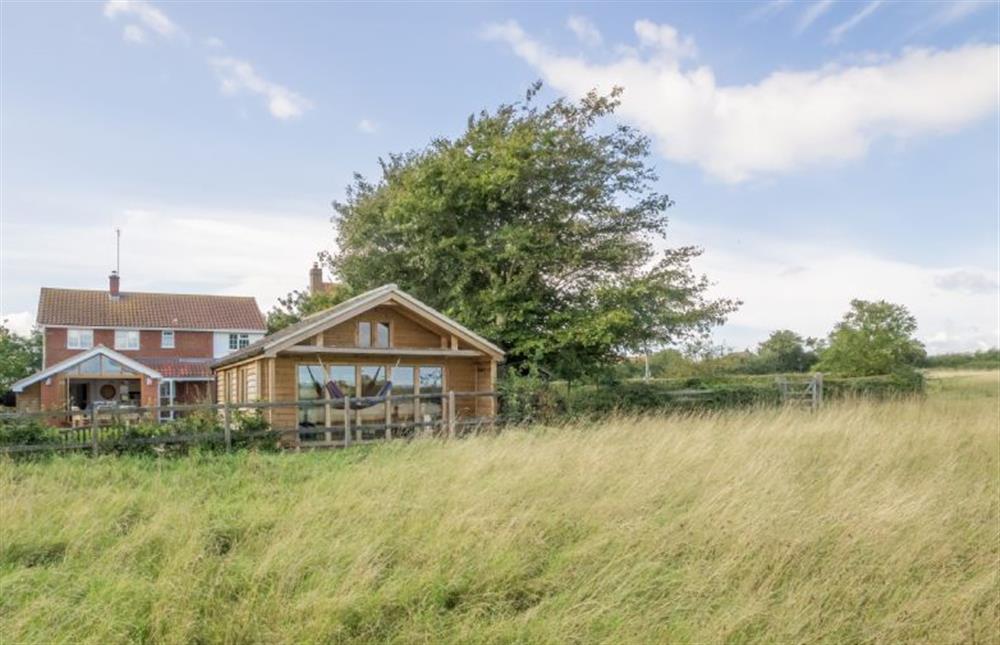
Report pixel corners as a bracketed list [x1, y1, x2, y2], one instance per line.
[211, 284, 505, 444]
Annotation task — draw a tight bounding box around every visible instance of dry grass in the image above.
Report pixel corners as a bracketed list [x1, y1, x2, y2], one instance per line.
[1, 373, 997, 644]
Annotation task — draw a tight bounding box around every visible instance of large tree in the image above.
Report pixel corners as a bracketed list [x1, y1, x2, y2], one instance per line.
[327, 84, 739, 378]
[752, 330, 820, 373]
[815, 300, 926, 376]
[0, 322, 41, 396]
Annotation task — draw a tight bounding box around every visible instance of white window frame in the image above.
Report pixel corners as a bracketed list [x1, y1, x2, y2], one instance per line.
[228, 333, 250, 350]
[114, 329, 140, 351]
[161, 330, 175, 349]
[67, 328, 94, 349]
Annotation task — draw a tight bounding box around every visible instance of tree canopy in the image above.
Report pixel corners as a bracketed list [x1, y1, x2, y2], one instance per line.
[815, 300, 925, 376]
[0, 322, 41, 397]
[753, 330, 819, 374]
[324, 84, 738, 378]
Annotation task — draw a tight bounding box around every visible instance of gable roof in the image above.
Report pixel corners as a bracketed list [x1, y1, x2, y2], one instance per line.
[11, 345, 163, 392]
[213, 284, 504, 368]
[37, 288, 266, 331]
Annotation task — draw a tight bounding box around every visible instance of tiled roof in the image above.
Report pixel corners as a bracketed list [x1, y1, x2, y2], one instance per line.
[37, 288, 266, 331]
[137, 358, 214, 379]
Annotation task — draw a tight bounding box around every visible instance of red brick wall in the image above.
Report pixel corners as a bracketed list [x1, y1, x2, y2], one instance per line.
[44, 328, 213, 367]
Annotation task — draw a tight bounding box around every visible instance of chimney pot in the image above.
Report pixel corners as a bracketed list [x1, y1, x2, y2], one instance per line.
[109, 271, 120, 297]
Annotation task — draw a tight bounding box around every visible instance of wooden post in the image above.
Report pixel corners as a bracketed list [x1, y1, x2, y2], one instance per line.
[223, 403, 232, 452]
[384, 394, 392, 440]
[343, 396, 352, 447]
[447, 391, 456, 439]
[90, 407, 99, 457]
[814, 373, 824, 410]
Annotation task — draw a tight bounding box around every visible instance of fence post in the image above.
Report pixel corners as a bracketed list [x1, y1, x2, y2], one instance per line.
[343, 396, 352, 447]
[90, 407, 100, 457]
[223, 403, 232, 452]
[448, 391, 456, 439]
[384, 394, 392, 441]
[814, 373, 824, 411]
[776, 376, 789, 404]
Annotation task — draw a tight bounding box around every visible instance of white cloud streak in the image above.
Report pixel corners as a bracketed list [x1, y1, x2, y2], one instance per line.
[567, 16, 603, 47]
[122, 24, 147, 44]
[828, 0, 884, 43]
[357, 118, 378, 134]
[209, 57, 314, 120]
[103, 0, 180, 41]
[665, 222, 999, 354]
[484, 20, 1000, 182]
[796, 0, 836, 33]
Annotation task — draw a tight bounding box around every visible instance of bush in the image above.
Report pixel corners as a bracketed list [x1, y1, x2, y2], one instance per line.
[498, 373, 565, 423]
[0, 418, 61, 447]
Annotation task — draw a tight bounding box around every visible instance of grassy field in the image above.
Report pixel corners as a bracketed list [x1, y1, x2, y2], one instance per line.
[1, 371, 997, 644]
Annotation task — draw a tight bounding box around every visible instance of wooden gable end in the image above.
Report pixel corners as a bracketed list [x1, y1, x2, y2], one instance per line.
[320, 304, 450, 350]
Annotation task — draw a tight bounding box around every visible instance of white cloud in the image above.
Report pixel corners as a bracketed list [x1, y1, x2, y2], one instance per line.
[828, 0, 884, 43]
[664, 221, 999, 354]
[103, 0, 180, 41]
[1, 205, 334, 324]
[484, 20, 1000, 182]
[357, 118, 378, 134]
[1, 312, 35, 337]
[204, 36, 225, 49]
[567, 16, 603, 47]
[749, 0, 793, 21]
[933, 269, 999, 295]
[209, 57, 313, 120]
[796, 0, 836, 33]
[634, 20, 697, 60]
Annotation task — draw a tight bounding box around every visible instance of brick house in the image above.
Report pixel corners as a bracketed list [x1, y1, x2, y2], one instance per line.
[12, 272, 266, 420]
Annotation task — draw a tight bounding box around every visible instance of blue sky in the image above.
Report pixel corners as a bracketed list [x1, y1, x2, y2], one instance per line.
[1, 0, 997, 353]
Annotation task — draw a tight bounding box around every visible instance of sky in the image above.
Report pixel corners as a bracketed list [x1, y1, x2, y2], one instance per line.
[1, 0, 998, 354]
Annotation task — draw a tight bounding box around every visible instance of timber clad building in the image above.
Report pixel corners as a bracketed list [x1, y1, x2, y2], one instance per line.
[211, 283, 505, 434]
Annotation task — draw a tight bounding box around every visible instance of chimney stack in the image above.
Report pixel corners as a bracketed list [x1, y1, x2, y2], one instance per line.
[109, 271, 120, 298]
[309, 263, 324, 295]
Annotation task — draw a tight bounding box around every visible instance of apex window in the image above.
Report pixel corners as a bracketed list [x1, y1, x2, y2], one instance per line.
[357, 321, 390, 348]
[66, 328, 94, 349]
[114, 330, 140, 350]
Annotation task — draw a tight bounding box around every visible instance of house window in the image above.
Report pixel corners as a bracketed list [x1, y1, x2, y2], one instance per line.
[67, 328, 93, 349]
[228, 333, 250, 350]
[161, 330, 175, 348]
[358, 322, 371, 347]
[375, 322, 390, 348]
[114, 329, 140, 350]
[357, 321, 390, 348]
[296, 365, 326, 429]
[419, 366, 444, 421]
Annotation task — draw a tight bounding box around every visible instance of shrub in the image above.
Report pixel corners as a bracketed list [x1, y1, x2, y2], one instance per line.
[0, 418, 60, 447]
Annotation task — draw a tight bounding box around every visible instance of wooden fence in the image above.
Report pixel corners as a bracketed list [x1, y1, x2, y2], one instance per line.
[0, 390, 504, 455]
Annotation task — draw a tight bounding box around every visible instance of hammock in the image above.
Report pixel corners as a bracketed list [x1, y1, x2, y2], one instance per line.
[304, 357, 397, 410]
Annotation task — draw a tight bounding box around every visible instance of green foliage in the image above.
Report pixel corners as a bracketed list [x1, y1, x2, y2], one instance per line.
[751, 330, 820, 374]
[497, 372, 565, 423]
[328, 84, 738, 378]
[267, 285, 352, 333]
[0, 322, 42, 395]
[816, 300, 926, 376]
[923, 349, 1000, 370]
[0, 418, 60, 446]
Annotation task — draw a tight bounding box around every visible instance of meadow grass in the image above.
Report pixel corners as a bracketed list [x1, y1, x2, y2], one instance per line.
[1, 371, 997, 644]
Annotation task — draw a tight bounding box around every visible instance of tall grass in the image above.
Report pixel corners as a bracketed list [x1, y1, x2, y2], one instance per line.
[1, 373, 997, 643]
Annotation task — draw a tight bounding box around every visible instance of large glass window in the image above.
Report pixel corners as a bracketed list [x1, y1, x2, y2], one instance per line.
[114, 330, 140, 350]
[375, 322, 390, 348]
[419, 366, 444, 422]
[78, 356, 102, 374]
[360, 365, 387, 397]
[391, 366, 415, 423]
[67, 328, 93, 349]
[328, 365, 356, 397]
[297, 365, 326, 427]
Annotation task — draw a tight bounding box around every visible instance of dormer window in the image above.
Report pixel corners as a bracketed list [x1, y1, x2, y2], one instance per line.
[357, 321, 390, 348]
